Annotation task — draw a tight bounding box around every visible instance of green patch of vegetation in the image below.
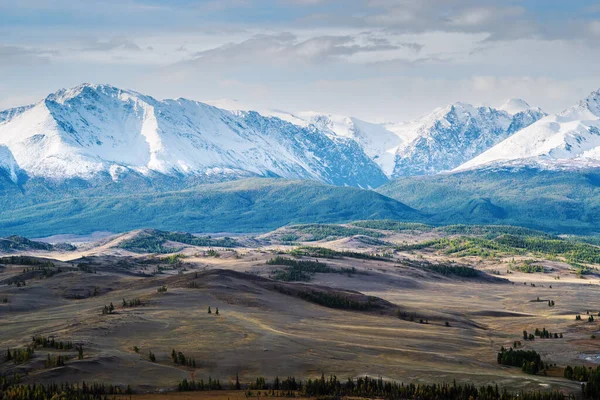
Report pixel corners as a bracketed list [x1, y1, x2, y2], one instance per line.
[171, 349, 196, 368]
[0, 178, 420, 238]
[351, 220, 432, 232]
[279, 233, 300, 242]
[565, 365, 600, 398]
[119, 229, 239, 254]
[0, 256, 54, 267]
[267, 257, 334, 282]
[399, 258, 483, 278]
[273, 285, 379, 311]
[497, 347, 544, 375]
[511, 260, 545, 273]
[4, 346, 34, 364]
[289, 246, 391, 261]
[291, 224, 385, 241]
[32, 336, 74, 350]
[122, 298, 141, 308]
[437, 224, 551, 238]
[422, 264, 480, 277]
[397, 234, 600, 268]
[267, 256, 357, 282]
[377, 168, 600, 235]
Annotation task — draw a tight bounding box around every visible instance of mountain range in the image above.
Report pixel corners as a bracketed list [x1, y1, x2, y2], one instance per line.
[2, 84, 600, 237]
[0, 83, 550, 189]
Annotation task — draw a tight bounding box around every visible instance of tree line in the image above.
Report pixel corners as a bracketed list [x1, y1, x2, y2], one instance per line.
[179, 374, 572, 400]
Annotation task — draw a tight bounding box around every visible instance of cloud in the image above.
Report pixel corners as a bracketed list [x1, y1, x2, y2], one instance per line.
[78, 37, 144, 52]
[185, 32, 411, 66]
[0, 45, 56, 67]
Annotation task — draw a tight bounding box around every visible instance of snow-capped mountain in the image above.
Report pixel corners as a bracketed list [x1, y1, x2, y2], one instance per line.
[386, 101, 546, 176]
[456, 89, 600, 172]
[263, 111, 403, 175]
[0, 84, 387, 188]
[210, 99, 545, 178]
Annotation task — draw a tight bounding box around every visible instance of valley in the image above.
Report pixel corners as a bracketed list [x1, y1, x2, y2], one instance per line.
[2, 222, 600, 398]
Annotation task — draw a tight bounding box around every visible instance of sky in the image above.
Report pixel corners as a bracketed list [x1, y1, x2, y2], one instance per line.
[1, 0, 599, 122]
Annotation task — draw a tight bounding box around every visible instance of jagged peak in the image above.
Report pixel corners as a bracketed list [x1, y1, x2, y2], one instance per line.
[581, 88, 600, 117]
[45, 83, 150, 105]
[499, 98, 531, 115]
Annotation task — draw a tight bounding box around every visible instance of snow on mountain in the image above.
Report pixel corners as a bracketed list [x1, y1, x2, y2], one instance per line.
[499, 98, 532, 115]
[272, 111, 403, 175]
[0, 105, 34, 124]
[209, 98, 545, 178]
[0, 145, 20, 183]
[0, 84, 387, 188]
[205, 102, 405, 177]
[386, 101, 546, 176]
[455, 89, 600, 172]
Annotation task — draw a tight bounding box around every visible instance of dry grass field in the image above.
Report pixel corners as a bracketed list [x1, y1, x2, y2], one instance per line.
[2, 225, 600, 397]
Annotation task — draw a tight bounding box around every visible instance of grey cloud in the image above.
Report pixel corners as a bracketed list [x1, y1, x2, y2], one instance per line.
[0, 45, 56, 66]
[187, 32, 403, 65]
[79, 37, 144, 52]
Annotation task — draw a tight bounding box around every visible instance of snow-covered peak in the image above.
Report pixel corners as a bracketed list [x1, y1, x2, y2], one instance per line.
[388, 100, 544, 177]
[578, 88, 600, 117]
[0, 84, 387, 188]
[499, 98, 531, 115]
[455, 89, 600, 172]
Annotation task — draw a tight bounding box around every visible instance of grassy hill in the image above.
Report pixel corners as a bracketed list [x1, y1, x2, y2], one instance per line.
[0, 178, 422, 237]
[377, 168, 600, 234]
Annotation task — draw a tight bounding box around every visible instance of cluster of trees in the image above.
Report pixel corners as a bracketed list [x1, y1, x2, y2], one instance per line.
[422, 264, 480, 277]
[101, 303, 115, 315]
[76, 263, 97, 273]
[207, 306, 219, 315]
[122, 298, 141, 308]
[564, 365, 594, 382]
[45, 353, 67, 368]
[351, 220, 432, 232]
[0, 256, 54, 267]
[32, 336, 73, 350]
[148, 351, 156, 362]
[273, 284, 379, 311]
[37, 267, 63, 278]
[293, 224, 385, 241]
[511, 260, 545, 273]
[170, 349, 196, 367]
[157, 286, 168, 293]
[289, 246, 390, 262]
[267, 256, 333, 282]
[497, 347, 544, 375]
[178, 374, 570, 400]
[496, 235, 600, 264]
[206, 249, 220, 257]
[178, 376, 222, 391]
[564, 366, 600, 398]
[523, 329, 562, 340]
[399, 233, 600, 269]
[4, 347, 34, 364]
[582, 368, 600, 398]
[118, 230, 239, 254]
[400, 258, 480, 278]
[0, 381, 132, 400]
